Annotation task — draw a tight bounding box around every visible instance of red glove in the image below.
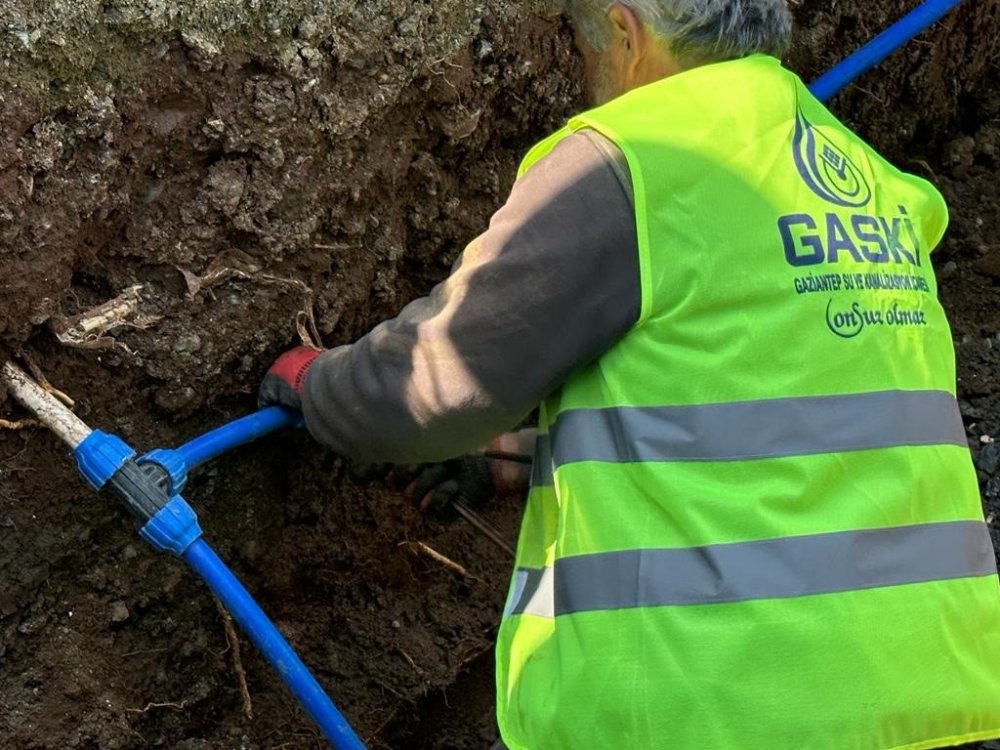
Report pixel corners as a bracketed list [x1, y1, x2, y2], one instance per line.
[258, 346, 322, 411]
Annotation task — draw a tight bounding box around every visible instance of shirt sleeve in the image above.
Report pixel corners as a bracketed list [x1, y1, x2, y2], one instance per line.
[301, 130, 640, 463]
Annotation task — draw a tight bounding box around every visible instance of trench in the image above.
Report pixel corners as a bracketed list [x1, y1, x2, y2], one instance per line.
[0, 1, 998, 748]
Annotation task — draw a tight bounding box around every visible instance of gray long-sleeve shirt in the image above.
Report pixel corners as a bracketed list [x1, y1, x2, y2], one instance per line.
[302, 131, 639, 463]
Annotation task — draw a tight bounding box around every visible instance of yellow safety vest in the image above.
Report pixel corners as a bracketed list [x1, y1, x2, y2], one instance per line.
[496, 55, 1000, 750]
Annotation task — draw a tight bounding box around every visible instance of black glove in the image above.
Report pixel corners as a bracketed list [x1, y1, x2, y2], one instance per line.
[403, 456, 497, 521]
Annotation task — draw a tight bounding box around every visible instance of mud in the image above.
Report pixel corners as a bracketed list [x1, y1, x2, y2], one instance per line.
[0, 1, 997, 748]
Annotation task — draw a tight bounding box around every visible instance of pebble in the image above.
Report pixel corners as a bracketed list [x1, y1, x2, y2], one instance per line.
[976, 441, 1000, 474]
[109, 601, 130, 623]
[397, 12, 421, 37]
[475, 39, 494, 60]
[172, 333, 202, 354]
[943, 135, 976, 168]
[155, 385, 198, 414]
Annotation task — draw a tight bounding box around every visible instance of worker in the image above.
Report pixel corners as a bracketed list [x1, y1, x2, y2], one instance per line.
[260, 1, 1000, 747]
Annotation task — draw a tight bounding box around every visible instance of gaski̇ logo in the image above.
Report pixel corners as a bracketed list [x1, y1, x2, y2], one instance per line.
[793, 108, 872, 208]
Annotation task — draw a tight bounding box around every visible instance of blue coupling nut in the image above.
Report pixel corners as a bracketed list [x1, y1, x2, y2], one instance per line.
[74, 431, 136, 491]
[140, 448, 189, 495]
[140, 496, 203, 555]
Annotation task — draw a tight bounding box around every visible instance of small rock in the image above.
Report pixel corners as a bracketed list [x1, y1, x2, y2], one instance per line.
[204, 161, 246, 215]
[345, 55, 367, 72]
[109, 601, 130, 624]
[975, 441, 1000, 475]
[299, 46, 324, 70]
[143, 179, 165, 204]
[103, 7, 128, 24]
[154, 385, 199, 414]
[475, 39, 494, 60]
[296, 16, 319, 40]
[203, 118, 226, 138]
[397, 13, 421, 37]
[10, 28, 42, 50]
[943, 135, 976, 169]
[172, 332, 202, 354]
[17, 613, 47, 635]
[181, 30, 220, 59]
[974, 125, 999, 161]
[938, 260, 957, 280]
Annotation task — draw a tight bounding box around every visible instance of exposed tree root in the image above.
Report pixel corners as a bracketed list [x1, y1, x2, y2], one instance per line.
[214, 597, 254, 720]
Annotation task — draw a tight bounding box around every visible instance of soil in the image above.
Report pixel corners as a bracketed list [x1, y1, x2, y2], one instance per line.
[0, 2, 997, 749]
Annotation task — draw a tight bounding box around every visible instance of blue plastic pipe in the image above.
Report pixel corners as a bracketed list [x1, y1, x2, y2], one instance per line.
[183, 539, 366, 750]
[809, 0, 965, 102]
[177, 406, 303, 473]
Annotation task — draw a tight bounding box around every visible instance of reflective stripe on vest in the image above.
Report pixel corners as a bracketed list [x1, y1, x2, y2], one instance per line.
[551, 389, 965, 466]
[506, 520, 996, 618]
[529, 432, 553, 487]
[530, 390, 964, 486]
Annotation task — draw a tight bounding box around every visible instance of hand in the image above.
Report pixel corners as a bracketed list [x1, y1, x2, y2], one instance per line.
[346, 432, 534, 521]
[403, 455, 497, 521]
[258, 345, 322, 411]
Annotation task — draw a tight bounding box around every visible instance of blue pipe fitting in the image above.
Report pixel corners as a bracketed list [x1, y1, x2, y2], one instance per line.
[139, 407, 302, 497]
[140, 448, 190, 495]
[140, 496, 203, 555]
[79, 416, 362, 745]
[74, 430, 136, 490]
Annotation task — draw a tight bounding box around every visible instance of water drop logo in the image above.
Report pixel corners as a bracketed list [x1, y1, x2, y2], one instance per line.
[793, 108, 872, 208]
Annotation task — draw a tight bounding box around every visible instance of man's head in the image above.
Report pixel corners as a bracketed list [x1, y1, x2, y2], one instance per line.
[563, 0, 793, 104]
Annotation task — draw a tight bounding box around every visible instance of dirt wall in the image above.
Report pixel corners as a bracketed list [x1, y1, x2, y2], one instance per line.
[0, 2, 998, 748]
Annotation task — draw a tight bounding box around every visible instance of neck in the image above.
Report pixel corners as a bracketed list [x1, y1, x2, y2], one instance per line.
[629, 43, 685, 90]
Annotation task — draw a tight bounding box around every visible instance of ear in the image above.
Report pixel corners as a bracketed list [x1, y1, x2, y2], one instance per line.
[607, 2, 647, 71]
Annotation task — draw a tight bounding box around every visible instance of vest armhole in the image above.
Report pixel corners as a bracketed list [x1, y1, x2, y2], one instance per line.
[926, 186, 951, 255]
[517, 126, 573, 180]
[569, 117, 655, 327]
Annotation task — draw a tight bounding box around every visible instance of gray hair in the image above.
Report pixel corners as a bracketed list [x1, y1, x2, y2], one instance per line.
[564, 0, 793, 66]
